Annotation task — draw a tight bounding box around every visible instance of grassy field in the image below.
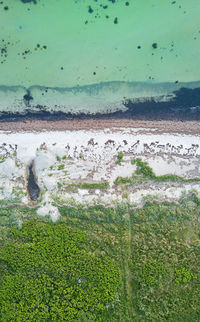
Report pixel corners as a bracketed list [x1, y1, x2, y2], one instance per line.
[0, 193, 199, 321]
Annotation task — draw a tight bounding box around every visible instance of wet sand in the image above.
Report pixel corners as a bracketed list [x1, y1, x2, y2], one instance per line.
[0, 119, 199, 135]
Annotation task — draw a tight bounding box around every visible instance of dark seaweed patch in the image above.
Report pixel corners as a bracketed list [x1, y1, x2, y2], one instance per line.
[21, 0, 37, 3]
[1, 86, 200, 122]
[88, 6, 93, 13]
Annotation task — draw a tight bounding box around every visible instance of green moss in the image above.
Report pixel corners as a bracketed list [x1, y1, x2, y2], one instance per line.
[56, 156, 61, 162]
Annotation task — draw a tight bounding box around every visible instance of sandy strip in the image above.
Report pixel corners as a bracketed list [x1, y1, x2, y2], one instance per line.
[0, 127, 199, 213]
[0, 119, 199, 135]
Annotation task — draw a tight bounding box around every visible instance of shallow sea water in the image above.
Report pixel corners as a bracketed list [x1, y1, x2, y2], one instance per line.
[0, 0, 200, 116]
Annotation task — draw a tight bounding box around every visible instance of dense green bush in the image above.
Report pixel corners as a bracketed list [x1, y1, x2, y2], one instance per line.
[0, 221, 121, 321]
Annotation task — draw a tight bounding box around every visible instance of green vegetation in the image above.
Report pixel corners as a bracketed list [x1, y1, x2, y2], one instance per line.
[0, 194, 199, 320]
[58, 164, 65, 170]
[115, 158, 200, 186]
[115, 176, 132, 186]
[156, 174, 200, 183]
[67, 181, 109, 190]
[56, 156, 61, 162]
[57, 182, 62, 189]
[133, 158, 200, 182]
[130, 195, 200, 320]
[0, 221, 121, 321]
[56, 181, 109, 191]
[116, 152, 124, 164]
[131, 158, 156, 178]
[0, 156, 6, 164]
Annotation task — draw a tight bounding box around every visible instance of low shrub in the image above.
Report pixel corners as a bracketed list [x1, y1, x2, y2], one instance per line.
[78, 182, 109, 189]
[132, 158, 156, 178]
[114, 176, 132, 185]
[57, 182, 62, 189]
[116, 152, 124, 164]
[58, 164, 64, 170]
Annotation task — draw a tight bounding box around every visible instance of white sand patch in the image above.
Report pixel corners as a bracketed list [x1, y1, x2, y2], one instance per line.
[0, 181, 13, 199]
[34, 149, 57, 171]
[129, 184, 200, 204]
[37, 204, 60, 222]
[0, 158, 22, 179]
[107, 163, 137, 186]
[137, 155, 199, 177]
[0, 130, 199, 161]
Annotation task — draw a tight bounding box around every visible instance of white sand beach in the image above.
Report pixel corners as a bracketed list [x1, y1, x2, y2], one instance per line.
[0, 122, 199, 221]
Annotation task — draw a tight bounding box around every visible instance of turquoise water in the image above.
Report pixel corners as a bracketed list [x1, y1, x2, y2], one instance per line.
[0, 0, 200, 115]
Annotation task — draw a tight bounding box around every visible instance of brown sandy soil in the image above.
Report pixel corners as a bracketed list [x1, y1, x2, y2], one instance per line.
[0, 119, 199, 134]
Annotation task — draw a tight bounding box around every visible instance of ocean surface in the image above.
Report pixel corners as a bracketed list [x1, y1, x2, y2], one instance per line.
[0, 0, 200, 120]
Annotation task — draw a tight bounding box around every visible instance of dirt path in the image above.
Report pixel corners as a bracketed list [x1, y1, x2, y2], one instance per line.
[119, 207, 135, 320]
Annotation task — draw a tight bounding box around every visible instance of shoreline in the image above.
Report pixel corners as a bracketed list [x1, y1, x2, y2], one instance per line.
[0, 119, 200, 135]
